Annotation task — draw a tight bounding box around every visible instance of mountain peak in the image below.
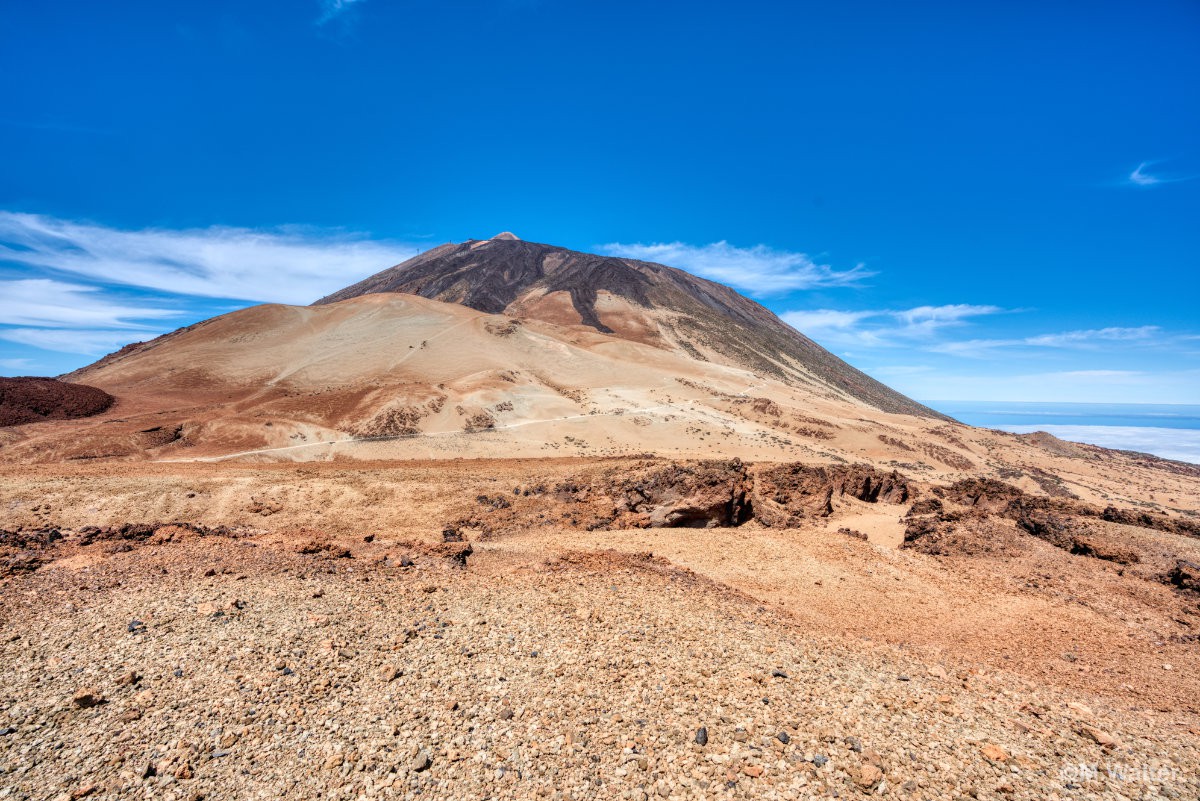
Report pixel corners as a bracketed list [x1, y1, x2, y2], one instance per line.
[491, 231, 520, 241]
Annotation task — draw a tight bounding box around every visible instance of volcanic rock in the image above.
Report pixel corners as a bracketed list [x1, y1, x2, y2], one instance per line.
[0, 377, 113, 427]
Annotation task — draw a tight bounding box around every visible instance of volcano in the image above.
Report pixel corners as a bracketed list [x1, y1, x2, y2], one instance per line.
[315, 233, 945, 420]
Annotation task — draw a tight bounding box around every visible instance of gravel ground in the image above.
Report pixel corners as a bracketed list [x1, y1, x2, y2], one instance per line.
[1, 534, 1196, 801]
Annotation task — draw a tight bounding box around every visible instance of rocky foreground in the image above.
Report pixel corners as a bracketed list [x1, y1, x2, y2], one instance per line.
[1, 521, 1197, 801]
[2, 456, 1198, 800]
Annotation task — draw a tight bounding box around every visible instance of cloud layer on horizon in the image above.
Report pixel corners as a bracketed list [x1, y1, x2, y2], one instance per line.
[995, 423, 1200, 465]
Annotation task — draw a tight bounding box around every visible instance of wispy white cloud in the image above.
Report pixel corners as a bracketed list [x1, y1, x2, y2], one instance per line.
[0, 279, 181, 329]
[1126, 160, 1195, 188]
[780, 309, 875, 333]
[600, 240, 872, 294]
[0, 212, 416, 360]
[317, 0, 367, 25]
[932, 326, 1163, 357]
[1023, 326, 1159, 347]
[892, 304, 1006, 336]
[0, 328, 151, 356]
[1129, 162, 1159, 186]
[0, 212, 415, 305]
[0, 278, 183, 357]
[781, 304, 1004, 347]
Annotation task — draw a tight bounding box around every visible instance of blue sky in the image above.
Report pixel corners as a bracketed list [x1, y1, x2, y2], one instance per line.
[1, 0, 1197, 403]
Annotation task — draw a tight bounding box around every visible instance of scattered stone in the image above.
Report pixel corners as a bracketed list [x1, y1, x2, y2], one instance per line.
[298, 540, 351, 559]
[695, 727, 708, 746]
[1066, 702, 1093, 717]
[771, 669, 788, 679]
[116, 670, 141, 686]
[411, 750, 432, 772]
[776, 731, 790, 744]
[980, 743, 1009, 762]
[379, 664, 401, 683]
[71, 688, 105, 708]
[812, 754, 829, 767]
[856, 763, 884, 788]
[1079, 725, 1120, 749]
